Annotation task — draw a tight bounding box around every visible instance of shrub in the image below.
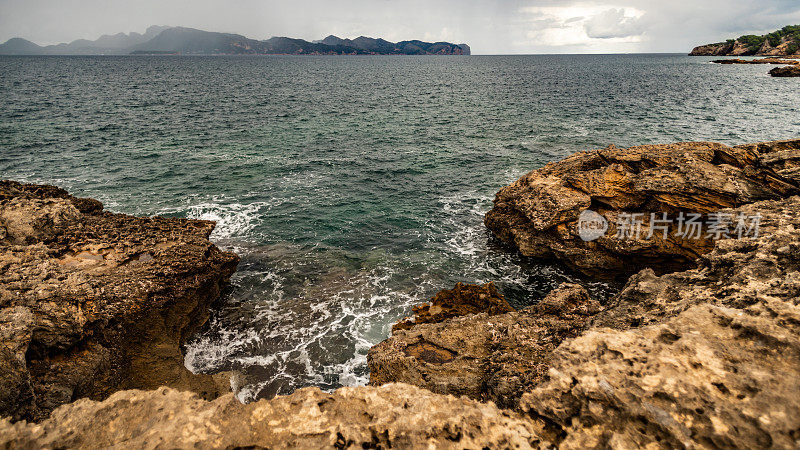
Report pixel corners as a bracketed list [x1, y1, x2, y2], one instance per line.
[767, 32, 781, 47]
[737, 35, 766, 53]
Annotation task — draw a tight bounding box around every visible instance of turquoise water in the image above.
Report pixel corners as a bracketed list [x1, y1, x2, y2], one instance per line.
[1, 54, 798, 400]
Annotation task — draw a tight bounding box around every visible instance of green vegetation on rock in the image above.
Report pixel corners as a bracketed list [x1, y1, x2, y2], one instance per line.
[691, 24, 800, 56]
[737, 34, 766, 52]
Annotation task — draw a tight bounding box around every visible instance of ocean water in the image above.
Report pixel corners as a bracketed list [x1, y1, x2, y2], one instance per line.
[1, 54, 798, 401]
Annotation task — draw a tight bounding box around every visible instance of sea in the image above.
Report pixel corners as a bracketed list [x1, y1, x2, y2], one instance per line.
[1, 54, 798, 402]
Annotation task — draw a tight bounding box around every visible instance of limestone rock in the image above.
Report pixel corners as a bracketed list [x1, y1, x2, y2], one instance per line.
[391, 281, 513, 332]
[369, 283, 599, 410]
[372, 192, 800, 448]
[0, 384, 544, 449]
[0, 180, 239, 421]
[517, 196, 800, 448]
[485, 139, 800, 279]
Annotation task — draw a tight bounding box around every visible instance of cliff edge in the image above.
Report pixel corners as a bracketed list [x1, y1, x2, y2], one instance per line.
[690, 25, 800, 56]
[0, 181, 238, 421]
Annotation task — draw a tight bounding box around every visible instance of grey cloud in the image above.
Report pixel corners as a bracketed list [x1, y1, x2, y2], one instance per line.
[584, 8, 646, 39]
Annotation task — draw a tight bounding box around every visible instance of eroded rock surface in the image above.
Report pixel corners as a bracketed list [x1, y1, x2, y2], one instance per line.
[520, 196, 800, 448]
[484, 139, 800, 279]
[371, 141, 800, 447]
[0, 384, 541, 449]
[0, 181, 238, 421]
[369, 283, 600, 410]
[391, 281, 513, 332]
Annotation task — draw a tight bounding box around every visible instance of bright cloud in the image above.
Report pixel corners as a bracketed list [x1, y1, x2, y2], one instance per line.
[520, 4, 646, 47]
[584, 8, 646, 39]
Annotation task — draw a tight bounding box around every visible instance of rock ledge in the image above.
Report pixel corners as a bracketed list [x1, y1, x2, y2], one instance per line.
[0, 180, 238, 421]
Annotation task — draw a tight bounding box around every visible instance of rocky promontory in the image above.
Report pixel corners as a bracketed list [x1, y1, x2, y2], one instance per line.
[690, 25, 800, 56]
[0, 181, 238, 421]
[3, 138, 800, 448]
[367, 139, 800, 447]
[484, 139, 800, 279]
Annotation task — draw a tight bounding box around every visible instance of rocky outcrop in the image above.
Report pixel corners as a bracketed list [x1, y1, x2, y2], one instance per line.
[0, 181, 238, 421]
[368, 283, 600, 410]
[690, 26, 800, 56]
[370, 156, 800, 447]
[484, 139, 800, 279]
[0, 384, 540, 449]
[391, 281, 513, 332]
[690, 42, 737, 56]
[519, 195, 800, 448]
[710, 58, 800, 77]
[712, 57, 800, 65]
[770, 65, 800, 77]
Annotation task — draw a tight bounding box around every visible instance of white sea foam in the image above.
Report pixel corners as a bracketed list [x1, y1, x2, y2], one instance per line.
[184, 201, 270, 240]
[184, 186, 611, 405]
[156, 196, 285, 241]
[184, 255, 429, 403]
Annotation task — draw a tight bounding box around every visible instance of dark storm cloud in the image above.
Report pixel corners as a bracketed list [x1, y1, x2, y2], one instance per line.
[1, 0, 799, 54]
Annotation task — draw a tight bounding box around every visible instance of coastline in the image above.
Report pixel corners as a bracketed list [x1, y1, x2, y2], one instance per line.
[709, 56, 800, 77]
[2, 138, 800, 447]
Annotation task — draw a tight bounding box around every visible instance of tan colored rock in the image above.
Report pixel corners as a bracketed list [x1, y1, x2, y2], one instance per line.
[0, 198, 82, 245]
[485, 139, 800, 278]
[510, 196, 800, 448]
[522, 301, 800, 449]
[369, 283, 599, 410]
[513, 175, 592, 231]
[0, 180, 238, 421]
[372, 194, 800, 448]
[0, 384, 544, 449]
[564, 163, 643, 209]
[392, 281, 513, 332]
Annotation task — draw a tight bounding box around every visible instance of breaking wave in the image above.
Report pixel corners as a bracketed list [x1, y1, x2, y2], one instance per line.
[183, 189, 615, 402]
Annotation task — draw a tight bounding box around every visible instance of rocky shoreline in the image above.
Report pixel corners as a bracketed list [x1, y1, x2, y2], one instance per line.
[0, 181, 238, 422]
[3, 138, 800, 448]
[710, 57, 800, 77]
[689, 26, 800, 57]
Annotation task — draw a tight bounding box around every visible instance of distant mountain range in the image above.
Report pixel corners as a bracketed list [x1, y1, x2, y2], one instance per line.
[690, 25, 800, 56]
[0, 26, 470, 56]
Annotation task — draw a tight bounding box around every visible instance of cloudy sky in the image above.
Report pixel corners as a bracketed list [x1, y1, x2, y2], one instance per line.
[2, 0, 799, 54]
